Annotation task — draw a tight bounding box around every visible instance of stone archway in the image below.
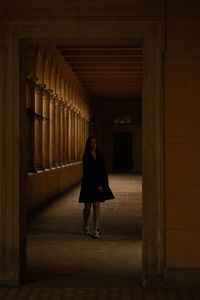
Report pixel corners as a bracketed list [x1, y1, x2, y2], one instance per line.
[0, 20, 165, 286]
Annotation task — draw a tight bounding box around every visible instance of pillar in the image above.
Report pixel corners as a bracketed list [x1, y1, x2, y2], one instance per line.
[86, 118, 88, 142]
[76, 112, 79, 161]
[74, 110, 78, 161]
[49, 91, 56, 168]
[83, 117, 85, 154]
[68, 104, 72, 163]
[78, 113, 81, 160]
[34, 83, 44, 171]
[84, 117, 87, 148]
[63, 102, 68, 164]
[55, 95, 60, 167]
[42, 89, 50, 169]
[80, 115, 84, 158]
[71, 107, 75, 162]
[26, 76, 36, 172]
[59, 98, 64, 166]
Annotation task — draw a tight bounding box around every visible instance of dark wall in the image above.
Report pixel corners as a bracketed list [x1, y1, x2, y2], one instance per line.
[91, 98, 142, 173]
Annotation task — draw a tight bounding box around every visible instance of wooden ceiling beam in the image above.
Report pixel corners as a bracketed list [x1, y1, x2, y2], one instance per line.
[57, 46, 143, 99]
[57, 46, 142, 50]
[75, 71, 142, 74]
[72, 66, 141, 72]
[66, 58, 142, 62]
[70, 63, 142, 68]
[63, 54, 142, 57]
[78, 74, 142, 76]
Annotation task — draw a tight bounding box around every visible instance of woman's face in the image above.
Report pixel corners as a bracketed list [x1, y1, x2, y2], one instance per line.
[90, 138, 97, 151]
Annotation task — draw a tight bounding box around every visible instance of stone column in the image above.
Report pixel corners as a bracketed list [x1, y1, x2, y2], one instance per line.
[63, 102, 68, 164]
[34, 83, 45, 171]
[86, 118, 89, 139]
[86, 118, 88, 141]
[42, 89, 50, 169]
[55, 95, 60, 167]
[83, 117, 85, 154]
[76, 111, 79, 161]
[26, 76, 36, 173]
[71, 107, 75, 162]
[68, 104, 72, 163]
[78, 112, 81, 161]
[59, 98, 64, 166]
[49, 92, 56, 168]
[84, 117, 87, 149]
[74, 110, 78, 161]
[80, 114, 84, 159]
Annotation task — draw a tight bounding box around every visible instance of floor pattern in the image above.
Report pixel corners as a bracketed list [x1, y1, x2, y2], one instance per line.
[0, 287, 199, 299]
[26, 174, 142, 288]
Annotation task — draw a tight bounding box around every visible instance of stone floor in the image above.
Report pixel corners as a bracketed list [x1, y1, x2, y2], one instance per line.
[25, 174, 143, 288]
[0, 287, 199, 299]
[1, 174, 199, 298]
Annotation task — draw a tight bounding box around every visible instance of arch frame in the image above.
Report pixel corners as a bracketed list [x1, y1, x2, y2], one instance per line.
[0, 19, 165, 287]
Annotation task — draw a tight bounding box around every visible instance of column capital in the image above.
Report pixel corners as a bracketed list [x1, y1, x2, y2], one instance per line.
[26, 75, 37, 89]
[74, 108, 79, 115]
[67, 103, 72, 110]
[80, 113, 84, 119]
[46, 88, 54, 96]
[77, 111, 82, 117]
[54, 94, 60, 105]
[35, 83, 46, 94]
[49, 92, 56, 103]
[63, 101, 68, 110]
[70, 105, 75, 113]
[58, 97, 63, 105]
[82, 115, 88, 121]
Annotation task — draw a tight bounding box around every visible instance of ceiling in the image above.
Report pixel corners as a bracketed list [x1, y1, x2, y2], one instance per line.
[57, 46, 143, 100]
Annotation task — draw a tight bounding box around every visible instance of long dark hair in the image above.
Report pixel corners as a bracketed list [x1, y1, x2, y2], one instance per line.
[83, 135, 101, 157]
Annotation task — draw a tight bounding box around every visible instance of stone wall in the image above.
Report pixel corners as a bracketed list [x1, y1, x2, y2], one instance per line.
[92, 99, 142, 173]
[27, 162, 82, 212]
[165, 0, 200, 268]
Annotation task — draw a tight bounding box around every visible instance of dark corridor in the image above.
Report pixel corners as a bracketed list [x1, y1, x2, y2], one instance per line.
[113, 132, 133, 172]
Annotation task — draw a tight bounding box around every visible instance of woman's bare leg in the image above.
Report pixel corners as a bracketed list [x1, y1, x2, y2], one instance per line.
[93, 202, 100, 230]
[83, 203, 91, 226]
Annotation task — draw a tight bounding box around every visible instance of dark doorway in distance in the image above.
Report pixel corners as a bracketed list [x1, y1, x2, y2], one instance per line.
[113, 132, 133, 172]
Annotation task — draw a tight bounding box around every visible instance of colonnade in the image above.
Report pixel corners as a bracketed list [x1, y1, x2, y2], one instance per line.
[26, 48, 90, 173]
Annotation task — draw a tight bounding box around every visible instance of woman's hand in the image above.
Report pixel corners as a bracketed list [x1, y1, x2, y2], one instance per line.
[97, 185, 103, 192]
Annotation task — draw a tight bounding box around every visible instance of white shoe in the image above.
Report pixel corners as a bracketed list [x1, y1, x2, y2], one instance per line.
[83, 225, 91, 235]
[92, 229, 100, 239]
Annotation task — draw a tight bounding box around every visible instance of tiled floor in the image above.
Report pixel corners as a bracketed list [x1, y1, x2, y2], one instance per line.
[0, 287, 199, 299]
[26, 174, 143, 288]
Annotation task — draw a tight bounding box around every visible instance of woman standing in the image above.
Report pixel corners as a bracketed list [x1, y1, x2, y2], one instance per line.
[78, 136, 115, 239]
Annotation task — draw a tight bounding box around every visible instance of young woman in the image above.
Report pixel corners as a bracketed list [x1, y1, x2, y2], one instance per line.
[78, 136, 115, 239]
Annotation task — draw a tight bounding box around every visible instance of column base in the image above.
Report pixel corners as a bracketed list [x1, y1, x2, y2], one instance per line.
[35, 165, 45, 172]
[54, 162, 62, 168]
[43, 164, 51, 170]
[49, 163, 57, 169]
[27, 167, 37, 173]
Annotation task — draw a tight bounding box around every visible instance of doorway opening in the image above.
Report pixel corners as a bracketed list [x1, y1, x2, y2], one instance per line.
[23, 42, 143, 287]
[0, 19, 165, 287]
[113, 132, 133, 173]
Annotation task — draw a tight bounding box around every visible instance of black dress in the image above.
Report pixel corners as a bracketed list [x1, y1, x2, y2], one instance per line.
[78, 152, 115, 203]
